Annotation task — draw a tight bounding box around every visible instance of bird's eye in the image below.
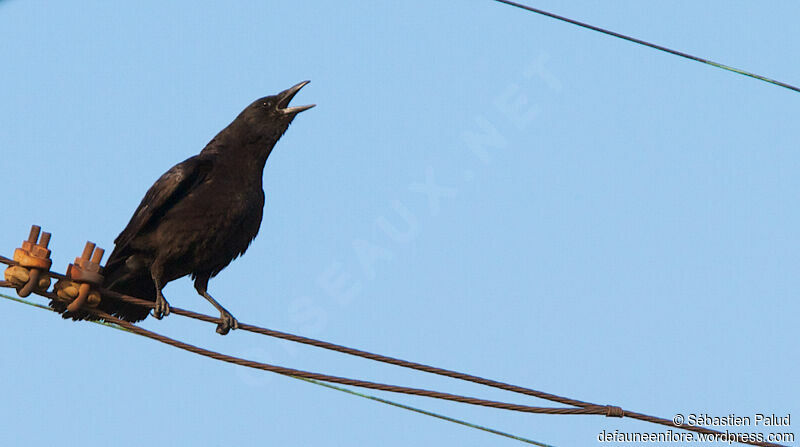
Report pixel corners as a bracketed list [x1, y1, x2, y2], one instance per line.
[262, 101, 271, 108]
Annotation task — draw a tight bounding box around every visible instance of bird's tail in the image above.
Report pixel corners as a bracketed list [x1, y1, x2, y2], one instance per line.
[97, 259, 155, 322]
[98, 278, 154, 322]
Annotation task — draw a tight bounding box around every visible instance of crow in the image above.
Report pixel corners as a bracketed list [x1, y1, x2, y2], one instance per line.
[97, 81, 314, 334]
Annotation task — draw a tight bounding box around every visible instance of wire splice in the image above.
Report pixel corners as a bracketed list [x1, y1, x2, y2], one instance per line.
[605, 405, 624, 418]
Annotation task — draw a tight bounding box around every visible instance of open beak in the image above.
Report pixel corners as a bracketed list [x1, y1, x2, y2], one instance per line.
[277, 80, 315, 115]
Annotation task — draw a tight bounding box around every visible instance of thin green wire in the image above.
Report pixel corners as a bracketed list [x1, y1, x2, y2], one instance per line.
[493, 0, 800, 94]
[0, 291, 129, 331]
[0, 291, 552, 446]
[295, 377, 556, 447]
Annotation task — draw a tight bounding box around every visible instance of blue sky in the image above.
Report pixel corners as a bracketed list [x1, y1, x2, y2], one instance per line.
[1, 1, 798, 446]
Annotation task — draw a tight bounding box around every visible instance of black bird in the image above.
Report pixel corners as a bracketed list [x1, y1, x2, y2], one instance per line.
[98, 81, 314, 334]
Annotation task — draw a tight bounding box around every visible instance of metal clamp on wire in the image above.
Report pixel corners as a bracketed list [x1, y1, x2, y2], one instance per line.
[4, 225, 53, 297]
[54, 242, 105, 312]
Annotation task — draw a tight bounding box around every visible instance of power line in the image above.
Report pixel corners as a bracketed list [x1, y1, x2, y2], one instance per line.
[0, 290, 552, 446]
[0, 255, 789, 447]
[1, 255, 611, 413]
[106, 285, 612, 411]
[491, 0, 800, 93]
[97, 308, 607, 415]
[0, 279, 610, 416]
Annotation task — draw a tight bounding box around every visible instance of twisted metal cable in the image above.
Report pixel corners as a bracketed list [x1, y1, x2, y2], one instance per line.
[0, 255, 788, 447]
[98, 310, 612, 415]
[0, 291, 550, 446]
[20, 284, 604, 416]
[3, 251, 606, 410]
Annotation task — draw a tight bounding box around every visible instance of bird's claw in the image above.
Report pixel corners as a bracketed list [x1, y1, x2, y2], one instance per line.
[216, 311, 239, 335]
[152, 295, 171, 320]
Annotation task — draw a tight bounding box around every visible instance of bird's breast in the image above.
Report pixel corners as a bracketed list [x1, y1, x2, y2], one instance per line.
[152, 183, 264, 277]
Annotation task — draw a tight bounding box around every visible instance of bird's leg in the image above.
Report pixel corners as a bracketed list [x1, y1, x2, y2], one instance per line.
[194, 276, 238, 335]
[150, 263, 170, 319]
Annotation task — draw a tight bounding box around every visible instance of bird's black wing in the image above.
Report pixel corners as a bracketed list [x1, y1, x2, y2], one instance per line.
[113, 155, 213, 251]
[98, 155, 212, 322]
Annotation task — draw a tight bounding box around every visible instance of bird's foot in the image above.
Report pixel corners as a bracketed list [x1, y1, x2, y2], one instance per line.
[216, 310, 239, 335]
[152, 294, 171, 320]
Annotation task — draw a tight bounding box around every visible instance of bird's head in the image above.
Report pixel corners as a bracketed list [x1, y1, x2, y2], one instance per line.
[203, 81, 315, 163]
[241, 80, 315, 140]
